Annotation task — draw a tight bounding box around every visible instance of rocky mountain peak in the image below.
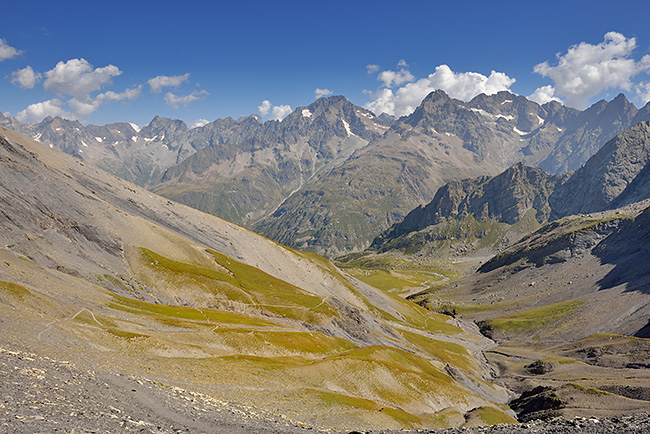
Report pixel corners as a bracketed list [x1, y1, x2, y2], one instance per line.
[549, 120, 650, 218]
[403, 89, 473, 128]
[371, 163, 561, 253]
[418, 89, 454, 110]
[632, 100, 650, 125]
[468, 90, 519, 107]
[37, 116, 83, 130]
[140, 116, 189, 137]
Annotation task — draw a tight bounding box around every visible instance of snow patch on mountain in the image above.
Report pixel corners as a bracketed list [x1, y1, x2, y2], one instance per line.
[341, 118, 352, 136]
[513, 127, 529, 135]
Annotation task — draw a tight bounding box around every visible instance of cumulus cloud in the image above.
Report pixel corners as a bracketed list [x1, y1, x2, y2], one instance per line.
[365, 64, 515, 117]
[258, 100, 272, 116]
[43, 58, 121, 99]
[528, 85, 562, 105]
[637, 82, 650, 105]
[271, 105, 292, 121]
[0, 38, 21, 62]
[315, 88, 332, 99]
[11, 66, 41, 89]
[164, 90, 209, 108]
[68, 85, 143, 117]
[16, 99, 76, 124]
[96, 85, 143, 103]
[534, 32, 650, 108]
[147, 73, 191, 93]
[12, 57, 144, 120]
[190, 119, 210, 129]
[376, 60, 415, 88]
[257, 100, 291, 120]
[366, 64, 380, 74]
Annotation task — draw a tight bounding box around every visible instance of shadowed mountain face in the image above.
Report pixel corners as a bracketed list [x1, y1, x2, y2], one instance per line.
[0, 126, 518, 430]
[537, 93, 639, 174]
[407, 199, 650, 344]
[549, 121, 650, 219]
[593, 205, 650, 300]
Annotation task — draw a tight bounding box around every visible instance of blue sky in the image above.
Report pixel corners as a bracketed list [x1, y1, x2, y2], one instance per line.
[2, 0, 650, 127]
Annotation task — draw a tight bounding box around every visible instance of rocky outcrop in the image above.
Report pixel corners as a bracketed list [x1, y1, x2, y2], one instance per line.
[539, 93, 640, 174]
[370, 163, 562, 255]
[549, 121, 650, 219]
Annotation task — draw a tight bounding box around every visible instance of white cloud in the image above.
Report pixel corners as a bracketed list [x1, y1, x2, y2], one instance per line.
[68, 85, 143, 117]
[534, 32, 650, 109]
[11, 66, 41, 89]
[637, 82, 650, 105]
[364, 88, 397, 117]
[43, 58, 122, 100]
[258, 100, 272, 116]
[528, 85, 562, 105]
[365, 64, 516, 117]
[315, 88, 332, 99]
[190, 119, 210, 129]
[95, 85, 142, 104]
[258, 100, 291, 120]
[16, 99, 76, 124]
[67, 98, 98, 117]
[0, 38, 21, 62]
[271, 105, 292, 121]
[147, 73, 191, 93]
[366, 64, 380, 74]
[164, 90, 208, 108]
[377, 62, 415, 88]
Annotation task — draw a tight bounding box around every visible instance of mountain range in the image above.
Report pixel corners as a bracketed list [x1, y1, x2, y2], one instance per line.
[3, 91, 650, 258]
[370, 121, 650, 260]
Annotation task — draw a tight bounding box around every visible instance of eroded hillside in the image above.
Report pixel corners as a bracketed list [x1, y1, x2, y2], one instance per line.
[0, 126, 516, 431]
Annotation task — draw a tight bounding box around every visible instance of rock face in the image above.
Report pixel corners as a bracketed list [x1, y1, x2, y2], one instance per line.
[538, 93, 639, 174]
[549, 121, 650, 219]
[372, 163, 561, 250]
[153, 95, 388, 225]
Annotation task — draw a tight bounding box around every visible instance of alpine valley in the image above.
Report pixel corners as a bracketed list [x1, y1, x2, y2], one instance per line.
[1, 89, 650, 432]
[4, 91, 650, 257]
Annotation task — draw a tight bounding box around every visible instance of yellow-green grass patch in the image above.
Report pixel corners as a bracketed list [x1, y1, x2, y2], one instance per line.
[108, 293, 278, 328]
[471, 406, 517, 425]
[210, 329, 357, 357]
[399, 329, 474, 372]
[207, 249, 338, 319]
[137, 247, 338, 323]
[488, 300, 585, 334]
[0, 280, 32, 299]
[326, 346, 450, 381]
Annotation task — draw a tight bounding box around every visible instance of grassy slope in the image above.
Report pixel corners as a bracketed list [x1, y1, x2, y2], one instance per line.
[0, 239, 513, 430]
